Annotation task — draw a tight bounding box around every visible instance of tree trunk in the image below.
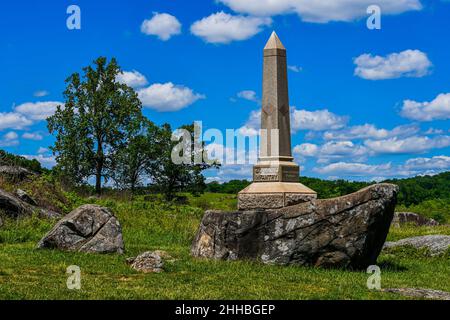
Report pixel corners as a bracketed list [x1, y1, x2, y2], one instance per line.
[95, 165, 102, 196]
[165, 180, 176, 201]
[95, 138, 104, 196]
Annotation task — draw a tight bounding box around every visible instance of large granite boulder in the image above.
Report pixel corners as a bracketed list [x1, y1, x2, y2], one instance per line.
[38, 204, 124, 254]
[0, 188, 60, 220]
[384, 235, 450, 256]
[192, 184, 398, 269]
[391, 212, 439, 227]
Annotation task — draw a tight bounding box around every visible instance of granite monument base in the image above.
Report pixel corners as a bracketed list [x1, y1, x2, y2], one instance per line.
[238, 182, 317, 210]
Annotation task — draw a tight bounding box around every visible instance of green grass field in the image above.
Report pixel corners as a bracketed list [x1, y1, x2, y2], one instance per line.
[0, 193, 449, 300]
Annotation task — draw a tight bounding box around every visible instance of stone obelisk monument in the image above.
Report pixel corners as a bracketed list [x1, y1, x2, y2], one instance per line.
[238, 32, 317, 210]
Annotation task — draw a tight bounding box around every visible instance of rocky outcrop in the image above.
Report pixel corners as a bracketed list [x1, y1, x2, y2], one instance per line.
[15, 189, 37, 206]
[0, 188, 60, 220]
[382, 288, 450, 300]
[384, 235, 450, 256]
[391, 212, 439, 227]
[0, 165, 36, 181]
[127, 251, 165, 273]
[192, 184, 398, 269]
[38, 204, 124, 254]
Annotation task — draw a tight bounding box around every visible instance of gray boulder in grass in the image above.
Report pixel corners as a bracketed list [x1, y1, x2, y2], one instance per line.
[391, 212, 439, 227]
[127, 251, 165, 273]
[38, 204, 124, 254]
[384, 235, 450, 256]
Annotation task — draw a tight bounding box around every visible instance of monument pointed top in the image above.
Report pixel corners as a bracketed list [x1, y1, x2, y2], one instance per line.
[264, 31, 286, 50]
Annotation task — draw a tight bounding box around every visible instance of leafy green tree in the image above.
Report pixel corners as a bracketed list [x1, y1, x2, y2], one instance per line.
[47, 57, 144, 195]
[148, 123, 219, 201]
[111, 120, 159, 192]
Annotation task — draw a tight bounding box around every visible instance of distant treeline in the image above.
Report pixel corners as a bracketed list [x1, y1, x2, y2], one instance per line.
[384, 172, 450, 207]
[206, 171, 450, 208]
[0, 150, 46, 174]
[205, 178, 371, 199]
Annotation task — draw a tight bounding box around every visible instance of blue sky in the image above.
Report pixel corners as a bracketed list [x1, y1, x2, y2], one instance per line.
[1, 0, 450, 182]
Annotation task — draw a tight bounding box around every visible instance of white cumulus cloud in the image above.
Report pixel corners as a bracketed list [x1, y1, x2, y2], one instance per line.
[291, 109, 349, 131]
[314, 162, 392, 176]
[191, 12, 272, 44]
[400, 93, 450, 121]
[22, 132, 44, 141]
[141, 12, 182, 41]
[33, 90, 49, 97]
[324, 123, 420, 141]
[354, 50, 432, 80]
[218, 0, 422, 23]
[293, 143, 319, 157]
[138, 82, 205, 112]
[404, 155, 450, 171]
[288, 65, 302, 72]
[117, 70, 149, 88]
[238, 110, 261, 137]
[0, 112, 33, 130]
[0, 131, 19, 147]
[365, 135, 450, 154]
[313, 155, 450, 180]
[320, 141, 367, 157]
[425, 128, 444, 135]
[295, 140, 369, 163]
[237, 90, 259, 103]
[37, 147, 49, 154]
[14, 101, 62, 121]
[4, 131, 18, 140]
[239, 108, 348, 136]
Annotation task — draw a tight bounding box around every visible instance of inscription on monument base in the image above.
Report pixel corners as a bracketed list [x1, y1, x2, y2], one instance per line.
[282, 166, 300, 182]
[253, 165, 299, 182]
[254, 167, 279, 182]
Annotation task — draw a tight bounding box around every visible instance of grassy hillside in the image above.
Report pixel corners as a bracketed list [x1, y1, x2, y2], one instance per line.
[0, 192, 449, 300]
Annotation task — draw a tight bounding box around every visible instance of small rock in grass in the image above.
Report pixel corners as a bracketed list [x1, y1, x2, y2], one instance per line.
[382, 288, 450, 300]
[127, 251, 165, 273]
